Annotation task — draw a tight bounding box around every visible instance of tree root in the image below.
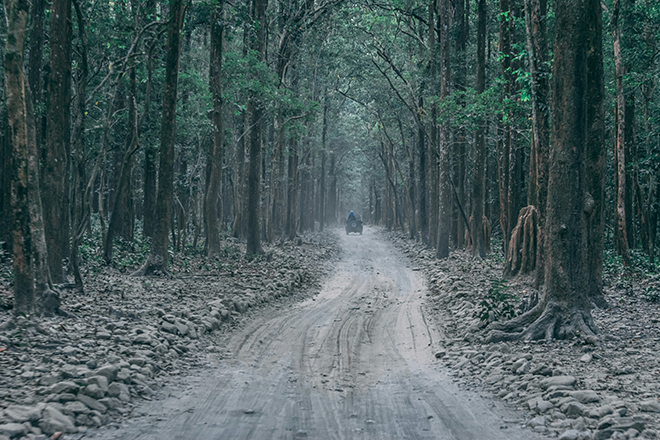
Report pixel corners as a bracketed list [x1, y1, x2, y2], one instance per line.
[36, 288, 61, 317]
[504, 206, 539, 277]
[131, 254, 171, 277]
[486, 301, 598, 343]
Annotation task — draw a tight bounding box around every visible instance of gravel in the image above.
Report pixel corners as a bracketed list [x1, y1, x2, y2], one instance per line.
[385, 230, 660, 440]
[0, 232, 339, 439]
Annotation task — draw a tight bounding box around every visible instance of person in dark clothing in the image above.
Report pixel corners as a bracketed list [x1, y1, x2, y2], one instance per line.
[348, 211, 355, 221]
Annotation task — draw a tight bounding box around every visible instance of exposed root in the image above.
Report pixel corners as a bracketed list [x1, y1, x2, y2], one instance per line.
[486, 301, 598, 343]
[504, 206, 539, 277]
[466, 215, 491, 255]
[36, 288, 61, 317]
[131, 254, 171, 277]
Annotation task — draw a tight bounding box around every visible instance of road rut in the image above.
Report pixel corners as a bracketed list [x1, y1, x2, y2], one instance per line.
[89, 228, 544, 440]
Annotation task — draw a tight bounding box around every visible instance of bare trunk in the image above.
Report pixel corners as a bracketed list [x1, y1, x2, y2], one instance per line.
[43, 0, 73, 284]
[470, 0, 488, 258]
[206, 5, 224, 257]
[612, 0, 632, 266]
[135, 0, 186, 275]
[437, 0, 451, 258]
[6, 0, 35, 315]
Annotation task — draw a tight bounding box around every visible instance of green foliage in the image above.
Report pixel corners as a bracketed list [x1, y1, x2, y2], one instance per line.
[477, 279, 517, 322]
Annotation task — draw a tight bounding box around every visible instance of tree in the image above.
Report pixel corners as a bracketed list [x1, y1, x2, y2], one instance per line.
[135, 0, 186, 275]
[246, 0, 268, 255]
[42, 0, 73, 284]
[487, 0, 603, 341]
[206, 1, 225, 257]
[5, 0, 34, 315]
[469, 0, 488, 259]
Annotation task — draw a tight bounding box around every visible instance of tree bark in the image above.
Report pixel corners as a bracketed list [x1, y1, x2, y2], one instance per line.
[612, 0, 632, 266]
[246, 0, 267, 255]
[135, 0, 186, 275]
[586, 0, 608, 307]
[488, 0, 600, 342]
[470, 0, 488, 259]
[206, 4, 225, 257]
[43, 0, 73, 284]
[437, 0, 451, 258]
[6, 0, 35, 315]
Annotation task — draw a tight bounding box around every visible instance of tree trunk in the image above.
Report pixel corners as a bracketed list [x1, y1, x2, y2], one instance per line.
[418, 98, 427, 243]
[135, 0, 186, 275]
[586, 0, 608, 307]
[437, 0, 451, 258]
[246, 0, 267, 255]
[327, 151, 336, 225]
[27, 0, 45, 156]
[43, 0, 72, 284]
[6, 0, 35, 315]
[488, 0, 600, 342]
[287, 138, 299, 240]
[470, 0, 488, 259]
[612, 0, 632, 266]
[104, 68, 138, 263]
[206, 4, 224, 257]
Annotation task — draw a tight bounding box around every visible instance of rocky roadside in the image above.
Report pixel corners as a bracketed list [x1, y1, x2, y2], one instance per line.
[0, 232, 340, 440]
[385, 230, 660, 440]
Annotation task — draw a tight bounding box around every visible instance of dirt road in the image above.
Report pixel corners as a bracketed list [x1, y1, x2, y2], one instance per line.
[88, 228, 543, 440]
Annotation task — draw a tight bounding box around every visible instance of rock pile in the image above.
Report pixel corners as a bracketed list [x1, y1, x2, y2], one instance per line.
[0, 232, 339, 439]
[385, 230, 660, 440]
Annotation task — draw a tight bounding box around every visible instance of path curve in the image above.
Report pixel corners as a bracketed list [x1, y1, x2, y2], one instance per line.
[89, 228, 545, 440]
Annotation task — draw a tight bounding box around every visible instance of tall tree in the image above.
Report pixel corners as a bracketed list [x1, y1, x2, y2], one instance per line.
[135, 0, 186, 275]
[488, 0, 602, 341]
[206, 1, 225, 257]
[42, 0, 73, 284]
[5, 0, 34, 315]
[612, 0, 632, 266]
[470, 0, 488, 259]
[436, 0, 451, 258]
[246, 0, 268, 255]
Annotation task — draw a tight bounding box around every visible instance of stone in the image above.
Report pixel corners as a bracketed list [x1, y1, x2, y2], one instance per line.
[132, 334, 152, 345]
[64, 401, 90, 414]
[541, 376, 577, 390]
[0, 423, 27, 439]
[107, 383, 130, 402]
[561, 401, 586, 417]
[98, 398, 123, 410]
[49, 381, 80, 395]
[86, 375, 109, 394]
[559, 429, 580, 440]
[96, 331, 112, 340]
[3, 404, 44, 423]
[116, 368, 131, 383]
[580, 354, 592, 363]
[639, 400, 660, 413]
[62, 346, 79, 357]
[161, 322, 177, 334]
[39, 406, 76, 435]
[174, 320, 189, 336]
[95, 364, 119, 383]
[83, 383, 105, 399]
[128, 358, 146, 367]
[77, 394, 107, 413]
[570, 390, 600, 404]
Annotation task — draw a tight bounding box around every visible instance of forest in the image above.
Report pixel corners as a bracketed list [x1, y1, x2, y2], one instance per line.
[1, 0, 659, 340]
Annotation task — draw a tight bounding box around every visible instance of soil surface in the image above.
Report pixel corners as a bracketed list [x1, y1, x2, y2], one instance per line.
[81, 227, 541, 440]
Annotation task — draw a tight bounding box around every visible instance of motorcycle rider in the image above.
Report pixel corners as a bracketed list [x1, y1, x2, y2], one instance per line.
[348, 211, 355, 221]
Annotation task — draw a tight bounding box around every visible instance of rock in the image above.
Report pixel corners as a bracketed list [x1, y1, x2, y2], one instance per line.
[97, 331, 112, 340]
[62, 346, 79, 357]
[434, 350, 446, 359]
[86, 375, 109, 394]
[116, 368, 131, 383]
[161, 322, 177, 334]
[128, 358, 146, 367]
[559, 429, 580, 440]
[570, 390, 600, 404]
[83, 383, 105, 399]
[640, 400, 660, 413]
[3, 404, 44, 423]
[95, 364, 119, 383]
[38, 406, 76, 435]
[561, 401, 586, 417]
[49, 381, 80, 395]
[132, 334, 152, 345]
[98, 398, 123, 410]
[64, 401, 90, 414]
[541, 376, 577, 390]
[77, 394, 107, 413]
[0, 423, 28, 439]
[527, 416, 547, 428]
[174, 319, 189, 336]
[108, 382, 130, 402]
[580, 354, 592, 363]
